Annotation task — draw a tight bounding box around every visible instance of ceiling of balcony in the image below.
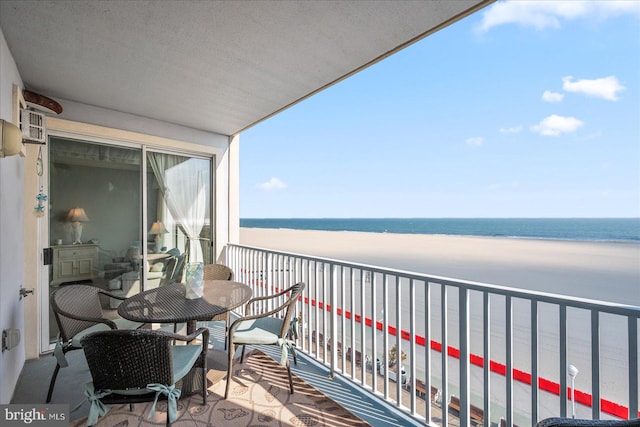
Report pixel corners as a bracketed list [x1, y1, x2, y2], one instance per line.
[0, 1, 491, 136]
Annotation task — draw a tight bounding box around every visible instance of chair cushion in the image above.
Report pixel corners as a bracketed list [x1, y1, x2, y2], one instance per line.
[150, 262, 164, 272]
[232, 316, 284, 345]
[71, 318, 143, 347]
[171, 345, 202, 382]
[147, 270, 164, 279]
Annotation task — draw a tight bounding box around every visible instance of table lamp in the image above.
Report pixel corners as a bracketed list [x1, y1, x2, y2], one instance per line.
[67, 207, 89, 244]
[149, 221, 168, 252]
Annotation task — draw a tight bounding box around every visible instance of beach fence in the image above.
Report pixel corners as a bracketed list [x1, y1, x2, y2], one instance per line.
[226, 244, 639, 427]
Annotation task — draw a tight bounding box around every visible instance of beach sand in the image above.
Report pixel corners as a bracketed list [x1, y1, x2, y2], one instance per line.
[239, 227, 639, 421]
[239, 228, 640, 306]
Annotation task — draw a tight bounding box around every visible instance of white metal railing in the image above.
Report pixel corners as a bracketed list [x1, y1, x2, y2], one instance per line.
[226, 243, 639, 427]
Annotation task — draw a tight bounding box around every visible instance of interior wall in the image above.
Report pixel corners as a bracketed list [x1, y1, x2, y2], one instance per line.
[49, 162, 143, 262]
[0, 25, 25, 404]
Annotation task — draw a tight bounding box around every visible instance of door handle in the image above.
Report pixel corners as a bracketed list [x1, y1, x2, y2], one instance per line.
[19, 288, 34, 300]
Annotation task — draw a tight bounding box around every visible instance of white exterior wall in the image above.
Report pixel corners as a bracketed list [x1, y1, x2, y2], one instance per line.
[0, 26, 25, 404]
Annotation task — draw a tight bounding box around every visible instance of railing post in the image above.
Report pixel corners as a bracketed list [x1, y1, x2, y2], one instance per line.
[383, 273, 389, 399]
[350, 268, 356, 380]
[395, 275, 402, 406]
[409, 278, 417, 416]
[460, 287, 470, 427]
[591, 310, 601, 419]
[484, 292, 492, 427]
[425, 281, 432, 423]
[441, 284, 449, 427]
[531, 300, 539, 425]
[330, 263, 338, 378]
[560, 304, 568, 418]
[629, 316, 638, 420]
[506, 296, 513, 427]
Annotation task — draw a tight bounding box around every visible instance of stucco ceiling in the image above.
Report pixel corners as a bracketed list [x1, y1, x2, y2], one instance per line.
[1, 0, 491, 136]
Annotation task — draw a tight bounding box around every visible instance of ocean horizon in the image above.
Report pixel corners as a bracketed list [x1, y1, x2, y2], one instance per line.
[240, 217, 640, 242]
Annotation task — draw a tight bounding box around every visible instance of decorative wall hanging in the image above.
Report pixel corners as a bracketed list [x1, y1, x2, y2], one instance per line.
[22, 89, 63, 115]
[33, 146, 47, 217]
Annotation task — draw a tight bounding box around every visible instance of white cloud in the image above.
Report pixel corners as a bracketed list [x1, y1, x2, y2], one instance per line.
[499, 125, 523, 134]
[562, 76, 625, 101]
[466, 136, 484, 146]
[542, 90, 564, 103]
[258, 177, 287, 191]
[477, 1, 640, 33]
[531, 114, 584, 136]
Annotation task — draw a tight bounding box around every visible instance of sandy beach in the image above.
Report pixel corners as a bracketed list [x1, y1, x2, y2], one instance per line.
[239, 227, 639, 421]
[239, 228, 640, 306]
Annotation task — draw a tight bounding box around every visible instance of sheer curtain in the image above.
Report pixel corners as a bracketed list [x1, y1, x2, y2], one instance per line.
[148, 153, 207, 263]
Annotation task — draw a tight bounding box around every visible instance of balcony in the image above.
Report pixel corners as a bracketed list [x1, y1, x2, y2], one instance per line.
[225, 244, 640, 426]
[12, 244, 639, 426]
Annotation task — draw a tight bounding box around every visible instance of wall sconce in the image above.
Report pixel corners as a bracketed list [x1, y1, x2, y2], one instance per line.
[67, 207, 90, 244]
[0, 119, 23, 157]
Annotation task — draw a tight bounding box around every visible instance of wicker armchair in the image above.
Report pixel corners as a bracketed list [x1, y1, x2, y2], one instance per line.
[47, 284, 144, 403]
[202, 263, 233, 348]
[81, 327, 209, 426]
[536, 418, 640, 427]
[225, 282, 305, 399]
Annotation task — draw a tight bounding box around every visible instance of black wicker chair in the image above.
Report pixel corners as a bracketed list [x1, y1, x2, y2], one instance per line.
[47, 284, 145, 403]
[81, 327, 209, 426]
[536, 418, 640, 427]
[225, 282, 305, 399]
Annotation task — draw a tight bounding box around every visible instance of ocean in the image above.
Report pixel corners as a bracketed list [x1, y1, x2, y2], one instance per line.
[240, 217, 640, 242]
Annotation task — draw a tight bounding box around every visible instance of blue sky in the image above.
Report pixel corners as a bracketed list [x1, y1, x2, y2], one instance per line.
[239, 1, 640, 219]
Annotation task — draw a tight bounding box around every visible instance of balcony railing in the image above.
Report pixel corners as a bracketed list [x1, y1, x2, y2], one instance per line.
[226, 244, 639, 427]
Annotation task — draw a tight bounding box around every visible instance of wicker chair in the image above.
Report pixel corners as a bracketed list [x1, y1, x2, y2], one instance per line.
[202, 263, 233, 348]
[159, 256, 177, 287]
[47, 284, 145, 403]
[536, 419, 640, 427]
[81, 327, 209, 426]
[225, 282, 305, 399]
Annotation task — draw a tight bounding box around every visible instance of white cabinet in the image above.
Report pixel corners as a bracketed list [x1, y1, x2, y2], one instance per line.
[51, 244, 99, 286]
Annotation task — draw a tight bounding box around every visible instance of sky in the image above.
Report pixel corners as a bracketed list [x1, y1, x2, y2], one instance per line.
[239, 1, 640, 219]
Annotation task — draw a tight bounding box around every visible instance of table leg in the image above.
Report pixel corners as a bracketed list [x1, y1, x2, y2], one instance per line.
[180, 320, 206, 398]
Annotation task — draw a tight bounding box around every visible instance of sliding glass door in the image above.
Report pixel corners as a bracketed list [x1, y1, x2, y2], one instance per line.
[47, 137, 212, 345]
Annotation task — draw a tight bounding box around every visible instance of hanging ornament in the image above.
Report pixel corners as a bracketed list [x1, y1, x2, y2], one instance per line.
[34, 146, 47, 217]
[34, 186, 47, 217]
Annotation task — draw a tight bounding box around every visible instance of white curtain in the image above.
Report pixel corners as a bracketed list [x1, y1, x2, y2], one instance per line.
[149, 153, 207, 263]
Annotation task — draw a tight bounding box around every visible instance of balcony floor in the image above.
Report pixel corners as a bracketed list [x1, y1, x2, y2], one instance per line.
[11, 321, 432, 427]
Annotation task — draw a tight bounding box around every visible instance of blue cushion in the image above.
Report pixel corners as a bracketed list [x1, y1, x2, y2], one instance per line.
[232, 316, 284, 345]
[171, 345, 202, 382]
[166, 248, 181, 257]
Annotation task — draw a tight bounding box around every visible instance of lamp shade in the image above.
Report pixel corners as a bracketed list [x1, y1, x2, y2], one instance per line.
[0, 119, 23, 157]
[149, 221, 168, 235]
[66, 207, 90, 222]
